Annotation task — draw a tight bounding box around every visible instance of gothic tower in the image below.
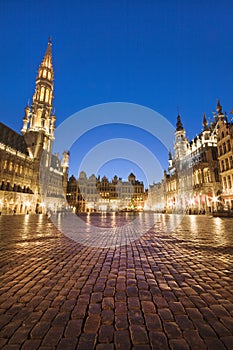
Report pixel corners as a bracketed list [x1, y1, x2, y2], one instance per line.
[21, 38, 56, 162]
[174, 115, 190, 160]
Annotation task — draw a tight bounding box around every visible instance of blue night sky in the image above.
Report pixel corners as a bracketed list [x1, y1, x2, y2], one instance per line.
[0, 1, 233, 187]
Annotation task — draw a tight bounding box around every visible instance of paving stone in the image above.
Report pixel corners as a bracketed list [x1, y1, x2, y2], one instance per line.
[144, 313, 162, 331]
[114, 330, 131, 350]
[221, 336, 233, 349]
[183, 329, 206, 349]
[115, 291, 126, 302]
[168, 301, 186, 315]
[169, 338, 190, 350]
[102, 297, 114, 310]
[126, 286, 138, 297]
[8, 326, 31, 344]
[115, 314, 128, 330]
[21, 339, 41, 350]
[149, 331, 169, 350]
[175, 315, 194, 330]
[128, 297, 140, 309]
[89, 303, 101, 315]
[163, 321, 182, 339]
[210, 305, 231, 318]
[130, 325, 149, 345]
[129, 309, 144, 325]
[77, 333, 97, 350]
[220, 317, 233, 333]
[57, 337, 78, 350]
[64, 319, 82, 338]
[96, 344, 114, 350]
[204, 337, 226, 350]
[98, 324, 114, 343]
[193, 319, 217, 338]
[101, 309, 114, 325]
[0, 320, 22, 339]
[186, 307, 203, 319]
[141, 301, 156, 314]
[115, 301, 127, 315]
[42, 326, 64, 346]
[84, 314, 101, 334]
[158, 308, 174, 321]
[30, 321, 51, 339]
[1, 345, 21, 350]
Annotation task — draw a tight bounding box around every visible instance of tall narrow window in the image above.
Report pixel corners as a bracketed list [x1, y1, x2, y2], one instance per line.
[45, 89, 49, 103]
[40, 86, 45, 101]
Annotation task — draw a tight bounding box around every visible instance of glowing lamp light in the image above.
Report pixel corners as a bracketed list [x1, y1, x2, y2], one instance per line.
[212, 196, 218, 203]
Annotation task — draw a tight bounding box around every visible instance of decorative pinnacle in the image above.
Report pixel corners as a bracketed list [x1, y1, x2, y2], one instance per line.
[176, 115, 184, 131]
[202, 113, 209, 131]
[216, 99, 223, 115]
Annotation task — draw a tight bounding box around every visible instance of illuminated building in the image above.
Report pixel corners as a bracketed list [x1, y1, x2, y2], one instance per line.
[217, 101, 233, 210]
[0, 40, 69, 214]
[66, 172, 146, 212]
[148, 102, 226, 214]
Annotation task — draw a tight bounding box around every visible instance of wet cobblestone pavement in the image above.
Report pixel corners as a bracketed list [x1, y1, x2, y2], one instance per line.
[0, 213, 233, 349]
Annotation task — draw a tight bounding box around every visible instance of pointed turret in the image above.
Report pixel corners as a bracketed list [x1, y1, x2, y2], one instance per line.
[40, 37, 53, 72]
[168, 151, 173, 167]
[174, 114, 190, 160]
[176, 115, 184, 131]
[202, 113, 209, 131]
[216, 99, 223, 116]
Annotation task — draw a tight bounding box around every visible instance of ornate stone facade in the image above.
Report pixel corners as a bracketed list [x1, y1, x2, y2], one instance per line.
[67, 172, 146, 212]
[147, 101, 230, 214]
[217, 102, 233, 210]
[0, 40, 68, 214]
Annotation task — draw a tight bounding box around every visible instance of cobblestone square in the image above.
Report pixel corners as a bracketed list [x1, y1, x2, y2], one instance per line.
[0, 213, 232, 349]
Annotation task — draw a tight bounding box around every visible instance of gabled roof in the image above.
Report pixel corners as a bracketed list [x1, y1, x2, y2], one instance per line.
[0, 122, 29, 155]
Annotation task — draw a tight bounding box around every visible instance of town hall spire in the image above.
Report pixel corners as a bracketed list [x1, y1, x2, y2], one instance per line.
[21, 39, 56, 159]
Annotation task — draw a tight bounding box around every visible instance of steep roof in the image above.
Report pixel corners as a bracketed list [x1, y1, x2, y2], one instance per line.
[0, 122, 29, 155]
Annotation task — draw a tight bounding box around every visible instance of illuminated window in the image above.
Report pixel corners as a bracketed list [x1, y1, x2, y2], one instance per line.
[43, 69, 47, 78]
[45, 89, 49, 103]
[40, 87, 45, 101]
[48, 71, 51, 80]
